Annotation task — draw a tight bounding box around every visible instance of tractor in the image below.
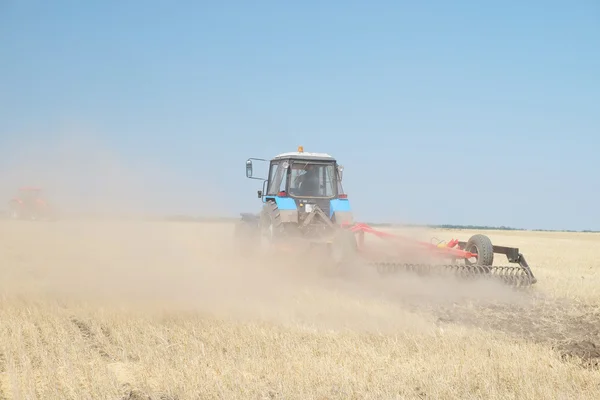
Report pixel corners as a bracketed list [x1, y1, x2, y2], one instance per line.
[236, 146, 354, 258]
[236, 147, 537, 287]
[8, 187, 56, 221]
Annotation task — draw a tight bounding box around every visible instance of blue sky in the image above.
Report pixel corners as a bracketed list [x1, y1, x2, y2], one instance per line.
[1, 1, 598, 230]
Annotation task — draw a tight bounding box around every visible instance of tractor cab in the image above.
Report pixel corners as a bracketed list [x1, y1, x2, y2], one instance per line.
[9, 187, 54, 220]
[13, 187, 45, 206]
[246, 146, 345, 199]
[245, 146, 352, 228]
[269, 154, 343, 200]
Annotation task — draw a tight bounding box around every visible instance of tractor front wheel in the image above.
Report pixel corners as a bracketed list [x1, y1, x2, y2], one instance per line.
[234, 220, 259, 256]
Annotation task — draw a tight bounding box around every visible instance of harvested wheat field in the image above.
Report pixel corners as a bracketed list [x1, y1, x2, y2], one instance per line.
[0, 219, 599, 399]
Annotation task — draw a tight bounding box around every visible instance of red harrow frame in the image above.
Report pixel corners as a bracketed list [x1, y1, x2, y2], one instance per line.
[338, 222, 537, 287]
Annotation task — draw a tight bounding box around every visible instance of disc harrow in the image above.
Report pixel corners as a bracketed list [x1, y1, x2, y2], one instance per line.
[370, 262, 535, 287]
[337, 223, 538, 288]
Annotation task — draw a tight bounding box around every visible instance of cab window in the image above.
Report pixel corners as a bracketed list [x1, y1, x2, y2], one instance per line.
[289, 162, 336, 197]
[266, 161, 288, 195]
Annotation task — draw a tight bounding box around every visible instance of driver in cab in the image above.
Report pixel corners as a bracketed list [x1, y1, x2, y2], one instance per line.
[297, 164, 320, 196]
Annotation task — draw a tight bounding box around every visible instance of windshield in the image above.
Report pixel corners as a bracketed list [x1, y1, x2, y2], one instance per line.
[289, 161, 337, 198]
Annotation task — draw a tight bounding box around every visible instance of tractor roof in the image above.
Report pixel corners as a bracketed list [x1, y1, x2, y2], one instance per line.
[273, 147, 336, 162]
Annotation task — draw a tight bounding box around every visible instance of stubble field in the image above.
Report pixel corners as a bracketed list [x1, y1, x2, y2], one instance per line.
[0, 219, 599, 399]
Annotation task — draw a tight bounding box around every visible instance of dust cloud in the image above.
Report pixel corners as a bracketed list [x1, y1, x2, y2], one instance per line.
[0, 130, 535, 336]
[0, 217, 533, 336]
[0, 128, 226, 218]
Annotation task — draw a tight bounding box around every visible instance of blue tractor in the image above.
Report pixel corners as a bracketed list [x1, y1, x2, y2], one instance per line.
[235, 146, 357, 260]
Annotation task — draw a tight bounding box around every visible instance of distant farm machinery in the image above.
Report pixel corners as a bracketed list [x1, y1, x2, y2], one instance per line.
[235, 147, 537, 287]
[8, 187, 56, 221]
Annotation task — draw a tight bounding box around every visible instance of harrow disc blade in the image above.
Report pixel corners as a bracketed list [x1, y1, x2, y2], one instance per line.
[370, 262, 535, 287]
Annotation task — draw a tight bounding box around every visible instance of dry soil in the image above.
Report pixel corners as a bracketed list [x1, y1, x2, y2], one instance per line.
[0, 220, 599, 399]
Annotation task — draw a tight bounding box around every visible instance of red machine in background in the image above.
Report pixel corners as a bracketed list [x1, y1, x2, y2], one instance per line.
[8, 187, 56, 220]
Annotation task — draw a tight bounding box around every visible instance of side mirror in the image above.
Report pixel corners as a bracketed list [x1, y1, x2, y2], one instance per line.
[337, 165, 344, 181]
[246, 160, 253, 178]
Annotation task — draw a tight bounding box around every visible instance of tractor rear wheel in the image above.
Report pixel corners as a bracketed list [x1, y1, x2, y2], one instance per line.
[330, 229, 358, 265]
[259, 201, 286, 254]
[8, 202, 20, 220]
[464, 234, 494, 266]
[325, 229, 363, 278]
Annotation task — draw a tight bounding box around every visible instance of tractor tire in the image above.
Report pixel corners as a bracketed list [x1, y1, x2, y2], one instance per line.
[464, 234, 494, 266]
[327, 229, 361, 278]
[331, 229, 357, 264]
[8, 203, 20, 220]
[259, 201, 286, 253]
[9, 209, 19, 220]
[322, 229, 376, 280]
[234, 220, 259, 256]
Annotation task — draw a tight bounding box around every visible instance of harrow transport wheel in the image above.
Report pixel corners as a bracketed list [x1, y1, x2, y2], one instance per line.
[464, 234, 494, 266]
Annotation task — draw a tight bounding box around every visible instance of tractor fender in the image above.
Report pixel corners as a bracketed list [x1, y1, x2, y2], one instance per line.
[330, 199, 353, 225]
[264, 196, 298, 223]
